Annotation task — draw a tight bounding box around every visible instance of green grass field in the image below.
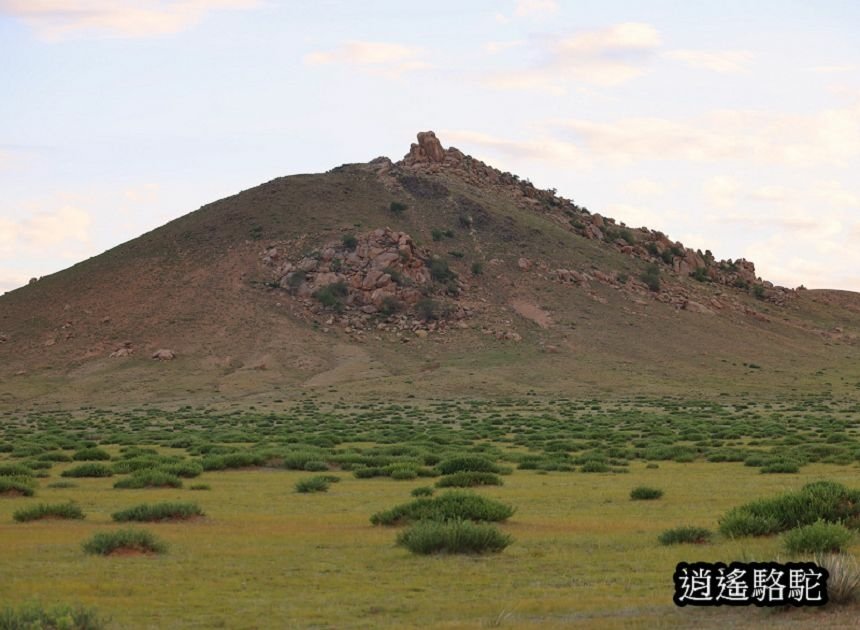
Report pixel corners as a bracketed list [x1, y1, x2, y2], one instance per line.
[1, 397, 859, 628]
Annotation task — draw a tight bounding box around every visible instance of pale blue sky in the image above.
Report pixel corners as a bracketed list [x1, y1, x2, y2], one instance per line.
[2, 1, 859, 292]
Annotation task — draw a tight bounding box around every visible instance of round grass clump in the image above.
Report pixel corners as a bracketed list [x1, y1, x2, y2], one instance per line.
[113, 470, 182, 489]
[82, 528, 167, 556]
[0, 464, 33, 477]
[13, 502, 84, 522]
[303, 460, 329, 472]
[370, 491, 515, 526]
[658, 526, 713, 545]
[0, 478, 35, 497]
[436, 456, 499, 475]
[783, 521, 853, 554]
[411, 486, 434, 497]
[396, 519, 512, 554]
[112, 502, 203, 522]
[435, 472, 503, 488]
[72, 447, 111, 462]
[295, 476, 330, 493]
[630, 486, 663, 500]
[61, 463, 113, 478]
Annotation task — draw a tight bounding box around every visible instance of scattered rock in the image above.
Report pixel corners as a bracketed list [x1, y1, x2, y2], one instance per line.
[517, 257, 532, 271]
[151, 349, 176, 361]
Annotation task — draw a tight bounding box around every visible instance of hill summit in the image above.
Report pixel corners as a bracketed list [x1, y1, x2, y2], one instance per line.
[1, 131, 858, 407]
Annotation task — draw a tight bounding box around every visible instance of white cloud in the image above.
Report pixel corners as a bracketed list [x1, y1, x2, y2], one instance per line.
[750, 185, 789, 203]
[0, 201, 92, 260]
[703, 176, 740, 209]
[514, 0, 558, 17]
[304, 41, 431, 77]
[486, 22, 661, 91]
[623, 177, 666, 198]
[808, 64, 855, 74]
[484, 40, 524, 54]
[0, 0, 258, 40]
[549, 103, 860, 166]
[443, 129, 588, 167]
[664, 49, 753, 73]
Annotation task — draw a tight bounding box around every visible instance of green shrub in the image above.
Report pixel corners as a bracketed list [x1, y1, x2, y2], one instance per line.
[783, 521, 853, 554]
[416, 298, 440, 321]
[61, 464, 113, 478]
[112, 502, 203, 522]
[388, 465, 418, 480]
[202, 452, 266, 471]
[437, 456, 499, 475]
[295, 476, 330, 493]
[113, 470, 182, 489]
[303, 460, 329, 472]
[158, 461, 203, 478]
[72, 448, 111, 461]
[471, 262, 483, 275]
[0, 602, 104, 630]
[389, 201, 407, 214]
[313, 281, 349, 312]
[341, 234, 358, 250]
[396, 519, 512, 554]
[411, 486, 434, 497]
[428, 259, 456, 283]
[436, 472, 503, 488]
[658, 526, 712, 545]
[0, 478, 34, 496]
[189, 484, 211, 491]
[640, 264, 661, 292]
[630, 486, 663, 500]
[0, 465, 33, 479]
[719, 481, 860, 538]
[431, 228, 443, 242]
[82, 528, 166, 555]
[760, 461, 800, 474]
[13, 503, 84, 522]
[370, 491, 514, 526]
[580, 461, 611, 473]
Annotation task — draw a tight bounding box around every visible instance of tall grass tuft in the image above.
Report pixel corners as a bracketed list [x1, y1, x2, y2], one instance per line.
[396, 520, 512, 554]
[370, 491, 514, 526]
[783, 521, 853, 554]
[82, 528, 166, 555]
[13, 502, 84, 522]
[112, 502, 203, 522]
[0, 602, 104, 629]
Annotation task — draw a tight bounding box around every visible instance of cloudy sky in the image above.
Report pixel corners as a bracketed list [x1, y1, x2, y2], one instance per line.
[2, 0, 859, 293]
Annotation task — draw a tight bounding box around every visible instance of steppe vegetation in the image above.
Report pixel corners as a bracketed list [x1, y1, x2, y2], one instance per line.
[1, 395, 860, 627]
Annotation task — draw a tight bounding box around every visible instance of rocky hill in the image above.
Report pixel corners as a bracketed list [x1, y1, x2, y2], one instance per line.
[1, 131, 858, 408]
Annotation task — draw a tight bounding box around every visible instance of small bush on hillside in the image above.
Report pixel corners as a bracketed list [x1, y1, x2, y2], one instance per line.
[580, 461, 611, 473]
[341, 234, 358, 250]
[411, 486, 434, 497]
[72, 448, 111, 462]
[396, 520, 512, 554]
[416, 297, 440, 321]
[658, 527, 713, 545]
[113, 470, 182, 489]
[112, 502, 203, 522]
[82, 528, 166, 556]
[390, 201, 407, 214]
[13, 503, 84, 522]
[61, 464, 113, 478]
[431, 229, 444, 242]
[471, 262, 483, 276]
[640, 264, 661, 292]
[436, 472, 503, 488]
[0, 602, 104, 630]
[202, 452, 266, 471]
[370, 491, 514, 526]
[630, 486, 663, 500]
[783, 521, 853, 555]
[428, 259, 456, 283]
[760, 461, 800, 474]
[303, 460, 329, 472]
[295, 476, 330, 493]
[313, 281, 349, 312]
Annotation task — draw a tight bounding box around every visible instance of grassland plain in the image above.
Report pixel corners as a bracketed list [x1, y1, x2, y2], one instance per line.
[1, 397, 860, 628]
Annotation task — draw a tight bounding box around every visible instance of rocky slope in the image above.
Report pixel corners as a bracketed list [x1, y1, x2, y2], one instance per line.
[0, 131, 857, 407]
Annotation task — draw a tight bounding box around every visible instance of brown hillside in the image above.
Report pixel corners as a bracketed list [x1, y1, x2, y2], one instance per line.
[1, 131, 859, 408]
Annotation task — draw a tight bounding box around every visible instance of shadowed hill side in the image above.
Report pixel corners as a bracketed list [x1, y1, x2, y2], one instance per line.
[1, 132, 859, 408]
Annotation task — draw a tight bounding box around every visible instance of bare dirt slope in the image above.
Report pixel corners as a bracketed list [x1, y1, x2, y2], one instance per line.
[1, 132, 858, 408]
